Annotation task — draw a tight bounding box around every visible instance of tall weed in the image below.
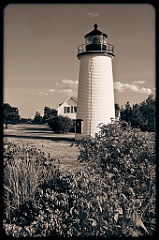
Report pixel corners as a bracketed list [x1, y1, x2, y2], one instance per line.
[3, 139, 59, 221]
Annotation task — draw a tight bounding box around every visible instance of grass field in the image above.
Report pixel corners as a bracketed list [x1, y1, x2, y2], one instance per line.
[3, 123, 84, 174]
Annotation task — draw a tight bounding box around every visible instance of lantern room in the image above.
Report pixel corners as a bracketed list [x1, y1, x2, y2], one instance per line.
[77, 24, 115, 57]
[85, 23, 107, 45]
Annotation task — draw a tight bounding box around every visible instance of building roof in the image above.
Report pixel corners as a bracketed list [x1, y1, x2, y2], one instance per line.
[57, 96, 77, 108]
[84, 24, 108, 38]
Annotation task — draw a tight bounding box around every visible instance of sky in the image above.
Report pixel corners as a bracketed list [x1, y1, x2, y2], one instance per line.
[4, 3, 156, 118]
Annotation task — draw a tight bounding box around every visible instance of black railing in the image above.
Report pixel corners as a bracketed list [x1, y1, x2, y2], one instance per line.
[77, 43, 115, 56]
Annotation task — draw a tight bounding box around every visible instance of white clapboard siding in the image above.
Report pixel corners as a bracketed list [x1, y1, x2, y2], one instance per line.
[75, 53, 115, 139]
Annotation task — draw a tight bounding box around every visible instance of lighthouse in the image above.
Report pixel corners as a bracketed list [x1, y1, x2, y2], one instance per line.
[75, 24, 115, 140]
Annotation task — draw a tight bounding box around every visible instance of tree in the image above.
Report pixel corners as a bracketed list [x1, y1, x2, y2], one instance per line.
[138, 95, 156, 131]
[3, 103, 20, 129]
[42, 107, 57, 124]
[131, 103, 140, 128]
[33, 111, 42, 124]
[19, 118, 33, 124]
[120, 101, 132, 123]
[146, 95, 156, 131]
[121, 96, 156, 132]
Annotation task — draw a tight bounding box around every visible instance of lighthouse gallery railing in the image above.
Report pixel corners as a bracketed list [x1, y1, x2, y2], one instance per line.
[77, 43, 115, 55]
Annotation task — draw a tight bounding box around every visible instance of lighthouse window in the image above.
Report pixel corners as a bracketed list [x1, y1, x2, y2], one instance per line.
[86, 36, 93, 44]
[92, 37, 100, 44]
[86, 35, 103, 44]
[103, 37, 107, 44]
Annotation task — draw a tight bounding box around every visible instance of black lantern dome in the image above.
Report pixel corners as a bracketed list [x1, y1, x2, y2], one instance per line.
[84, 24, 108, 38]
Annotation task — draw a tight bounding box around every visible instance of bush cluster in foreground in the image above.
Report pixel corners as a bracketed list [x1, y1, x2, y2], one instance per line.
[3, 123, 156, 237]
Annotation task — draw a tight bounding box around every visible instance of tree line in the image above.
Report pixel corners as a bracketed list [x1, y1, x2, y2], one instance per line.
[3, 94, 156, 132]
[119, 94, 156, 132]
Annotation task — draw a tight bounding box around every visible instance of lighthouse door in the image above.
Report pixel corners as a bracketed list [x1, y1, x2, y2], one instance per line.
[75, 119, 83, 134]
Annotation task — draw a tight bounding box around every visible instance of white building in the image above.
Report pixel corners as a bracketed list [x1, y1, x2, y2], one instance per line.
[56, 96, 77, 120]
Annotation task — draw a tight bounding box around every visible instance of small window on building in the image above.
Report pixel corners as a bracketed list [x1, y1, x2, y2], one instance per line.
[74, 106, 77, 113]
[64, 106, 70, 113]
[71, 106, 73, 113]
[64, 107, 67, 113]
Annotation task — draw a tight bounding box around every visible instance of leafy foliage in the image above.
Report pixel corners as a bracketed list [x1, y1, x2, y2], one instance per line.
[3, 103, 20, 128]
[120, 95, 156, 132]
[19, 118, 33, 124]
[32, 111, 42, 124]
[3, 140, 59, 221]
[48, 115, 73, 133]
[76, 122, 156, 236]
[3, 125, 156, 237]
[42, 107, 57, 124]
[77, 122, 155, 187]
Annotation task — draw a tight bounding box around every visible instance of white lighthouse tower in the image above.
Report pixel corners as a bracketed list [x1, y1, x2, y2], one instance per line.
[75, 24, 115, 140]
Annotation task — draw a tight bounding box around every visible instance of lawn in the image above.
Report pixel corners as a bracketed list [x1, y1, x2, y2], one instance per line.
[3, 123, 84, 174]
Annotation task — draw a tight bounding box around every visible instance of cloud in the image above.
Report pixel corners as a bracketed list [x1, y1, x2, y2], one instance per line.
[58, 89, 73, 94]
[49, 89, 55, 92]
[114, 81, 152, 95]
[62, 79, 78, 87]
[30, 79, 78, 98]
[132, 80, 146, 84]
[38, 92, 49, 96]
[58, 88, 74, 96]
[58, 79, 78, 96]
[87, 12, 99, 18]
[31, 91, 49, 96]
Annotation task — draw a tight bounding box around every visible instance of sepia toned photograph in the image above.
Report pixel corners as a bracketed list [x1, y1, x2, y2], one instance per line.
[3, 3, 156, 238]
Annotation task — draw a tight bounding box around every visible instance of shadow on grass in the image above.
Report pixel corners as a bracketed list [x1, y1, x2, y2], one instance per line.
[24, 127, 52, 131]
[26, 131, 53, 134]
[4, 134, 75, 142]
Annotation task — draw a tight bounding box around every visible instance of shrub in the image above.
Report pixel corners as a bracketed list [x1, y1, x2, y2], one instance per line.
[3, 168, 156, 237]
[76, 121, 156, 236]
[3, 139, 61, 222]
[77, 121, 155, 175]
[3, 125, 156, 237]
[48, 115, 73, 133]
[77, 121, 156, 190]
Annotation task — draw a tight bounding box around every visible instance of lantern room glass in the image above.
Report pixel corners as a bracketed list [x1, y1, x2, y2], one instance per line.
[85, 35, 107, 45]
